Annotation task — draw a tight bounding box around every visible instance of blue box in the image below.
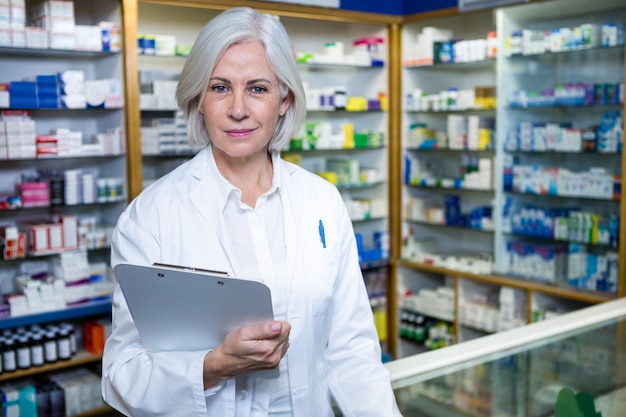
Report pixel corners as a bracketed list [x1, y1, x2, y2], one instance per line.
[444, 194, 461, 225]
[35, 74, 58, 85]
[9, 81, 37, 95]
[37, 97, 60, 109]
[9, 95, 38, 108]
[36, 84, 60, 96]
[359, 247, 382, 262]
[0, 383, 19, 417]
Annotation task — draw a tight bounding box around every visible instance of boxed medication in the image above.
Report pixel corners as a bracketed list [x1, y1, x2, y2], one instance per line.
[10, 20, 24, 47]
[100, 21, 121, 52]
[85, 79, 123, 109]
[0, 21, 9, 46]
[155, 34, 176, 56]
[73, 24, 101, 51]
[25, 26, 47, 48]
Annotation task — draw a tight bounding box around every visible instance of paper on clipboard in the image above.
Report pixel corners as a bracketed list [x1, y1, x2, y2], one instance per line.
[114, 262, 278, 378]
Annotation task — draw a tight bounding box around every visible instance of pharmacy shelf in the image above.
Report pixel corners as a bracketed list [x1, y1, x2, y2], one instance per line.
[297, 62, 384, 70]
[0, 351, 103, 382]
[405, 219, 494, 233]
[505, 191, 620, 202]
[505, 42, 623, 59]
[0, 200, 125, 214]
[506, 150, 621, 155]
[77, 406, 117, 417]
[503, 232, 618, 249]
[405, 147, 495, 153]
[404, 58, 495, 70]
[399, 259, 615, 305]
[0, 300, 112, 331]
[406, 108, 495, 114]
[0, 247, 111, 263]
[406, 184, 495, 193]
[0, 2, 126, 406]
[401, 9, 497, 304]
[0, 46, 119, 58]
[395, 0, 625, 356]
[495, 0, 625, 287]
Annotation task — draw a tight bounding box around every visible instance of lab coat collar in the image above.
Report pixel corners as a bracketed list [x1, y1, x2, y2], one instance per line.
[184, 146, 303, 281]
[185, 146, 238, 274]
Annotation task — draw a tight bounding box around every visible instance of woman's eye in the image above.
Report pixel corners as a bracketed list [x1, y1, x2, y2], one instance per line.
[251, 86, 267, 94]
[211, 85, 228, 93]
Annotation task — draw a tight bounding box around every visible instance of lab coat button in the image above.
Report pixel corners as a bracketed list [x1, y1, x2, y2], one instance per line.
[236, 390, 248, 400]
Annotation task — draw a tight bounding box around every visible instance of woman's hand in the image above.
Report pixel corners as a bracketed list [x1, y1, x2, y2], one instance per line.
[203, 321, 291, 389]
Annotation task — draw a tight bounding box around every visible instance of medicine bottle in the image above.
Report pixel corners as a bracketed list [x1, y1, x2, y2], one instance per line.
[16, 335, 31, 369]
[30, 332, 45, 367]
[3, 337, 17, 372]
[333, 87, 347, 110]
[57, 328, 71, 360]
[44, 330, 58, 363]
[60, 323, 77, 355]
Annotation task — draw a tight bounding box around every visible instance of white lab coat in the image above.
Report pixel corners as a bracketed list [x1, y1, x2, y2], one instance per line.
[101, 146, 402, 416]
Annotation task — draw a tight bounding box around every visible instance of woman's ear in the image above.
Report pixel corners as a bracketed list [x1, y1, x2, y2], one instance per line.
[279, 92, 293, 116]
[197, 96, 204, 114]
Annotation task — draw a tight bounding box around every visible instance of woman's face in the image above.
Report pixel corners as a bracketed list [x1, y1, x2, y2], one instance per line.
[200, 41, 291, 162]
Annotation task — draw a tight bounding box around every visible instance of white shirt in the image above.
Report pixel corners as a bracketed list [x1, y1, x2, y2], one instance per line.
[211, 152, 293, 416]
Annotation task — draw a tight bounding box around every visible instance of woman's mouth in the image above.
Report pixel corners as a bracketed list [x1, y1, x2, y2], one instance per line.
[226, 129, 254, 138]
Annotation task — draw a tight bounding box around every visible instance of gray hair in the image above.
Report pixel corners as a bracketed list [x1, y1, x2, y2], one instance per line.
[176, 7, 306, 151]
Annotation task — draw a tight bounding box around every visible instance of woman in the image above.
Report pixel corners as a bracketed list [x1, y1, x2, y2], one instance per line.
[101, 7, 402, 416]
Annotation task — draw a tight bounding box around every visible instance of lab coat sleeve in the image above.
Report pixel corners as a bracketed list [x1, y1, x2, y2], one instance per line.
[324, 198, 403, 416]
[101, 207, 213, 416]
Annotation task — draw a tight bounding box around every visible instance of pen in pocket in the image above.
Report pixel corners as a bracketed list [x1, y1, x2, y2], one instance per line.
[318, 219, 326, 249]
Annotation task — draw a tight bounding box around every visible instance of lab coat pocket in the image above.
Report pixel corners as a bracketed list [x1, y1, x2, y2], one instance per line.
[304, 238, 339, 317]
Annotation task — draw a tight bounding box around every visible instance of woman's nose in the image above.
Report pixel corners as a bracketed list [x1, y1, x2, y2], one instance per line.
[228, 91, 250, 120]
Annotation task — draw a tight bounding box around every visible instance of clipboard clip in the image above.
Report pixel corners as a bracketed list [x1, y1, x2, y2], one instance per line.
[153, 262, 229, 277]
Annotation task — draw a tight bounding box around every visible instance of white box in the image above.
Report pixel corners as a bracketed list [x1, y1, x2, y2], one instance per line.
[48, 223, 63, 250]
[61, 216, 78, 250]
[74, 25, 101, 51]
[25, 26, 48, 48]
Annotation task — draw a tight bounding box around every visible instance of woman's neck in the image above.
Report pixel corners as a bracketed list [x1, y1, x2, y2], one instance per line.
[213, 147, 274, 208]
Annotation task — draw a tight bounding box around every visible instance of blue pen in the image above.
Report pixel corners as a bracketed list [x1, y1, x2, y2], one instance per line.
[318, 219, 326, 249]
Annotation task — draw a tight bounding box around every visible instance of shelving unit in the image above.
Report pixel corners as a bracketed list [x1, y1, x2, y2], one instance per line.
[275, 13, 394, 350]
[398, 9, 498, 357]
[495, 0, 624, 296]
[134, 4, 217, 189]
[0, 0, 126, 261]
[0, 1, 126, 414]
[396, 0, 625, 358]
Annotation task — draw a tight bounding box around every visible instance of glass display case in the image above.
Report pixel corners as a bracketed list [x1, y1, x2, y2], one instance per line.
[386, 298, 626, 416]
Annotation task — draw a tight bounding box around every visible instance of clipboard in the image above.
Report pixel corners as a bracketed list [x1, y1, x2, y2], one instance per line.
[114, 263, 278, 378]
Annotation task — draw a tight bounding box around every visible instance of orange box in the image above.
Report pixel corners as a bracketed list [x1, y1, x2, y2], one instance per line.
[83, 320, 106, 354]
